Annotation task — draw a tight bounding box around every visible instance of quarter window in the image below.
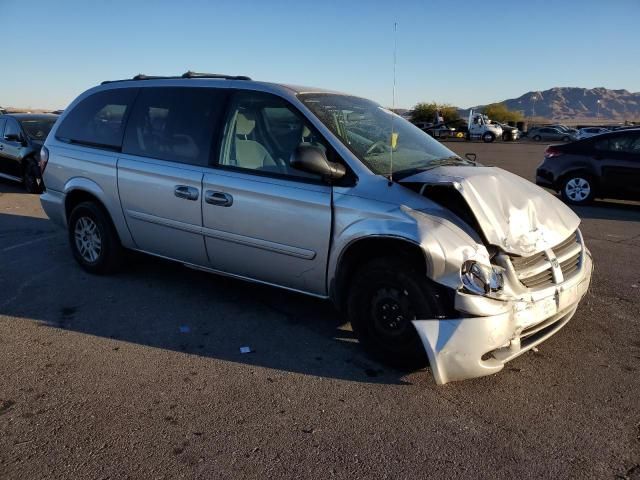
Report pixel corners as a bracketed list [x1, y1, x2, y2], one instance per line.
[218, 91, 326, 180]
[122, 87, 227, 166]
[0, 119, 5, 136]
[56, 88, 137, 149]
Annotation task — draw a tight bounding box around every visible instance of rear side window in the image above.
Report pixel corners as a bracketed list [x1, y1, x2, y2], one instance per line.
[595, 134, 640, 153]
[122, 87, 228, 166]
[56, 88, 138, 149]
[0, 119, 7, 137]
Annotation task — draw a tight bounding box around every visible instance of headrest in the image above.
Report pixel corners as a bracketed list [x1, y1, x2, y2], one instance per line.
[236, 113, 255, 136]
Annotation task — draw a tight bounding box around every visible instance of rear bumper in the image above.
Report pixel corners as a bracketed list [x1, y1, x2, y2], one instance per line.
[535, 167, 557, 189]
[413, 250, 593, 385]
[40, 188, 67, 228]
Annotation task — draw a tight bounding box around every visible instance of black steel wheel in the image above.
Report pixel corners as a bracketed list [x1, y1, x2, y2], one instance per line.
[348, 257, 446, 370]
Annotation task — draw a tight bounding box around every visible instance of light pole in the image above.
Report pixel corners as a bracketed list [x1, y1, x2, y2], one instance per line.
[531, 94, 538, 119]
[596, 99, 601, 120]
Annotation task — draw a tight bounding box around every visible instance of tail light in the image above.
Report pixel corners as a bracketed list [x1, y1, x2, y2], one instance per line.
[39, 146, 49, 174]
[544, 146, 563, 158]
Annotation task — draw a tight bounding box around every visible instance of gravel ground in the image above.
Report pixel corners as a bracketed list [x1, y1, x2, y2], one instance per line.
[0, 141, 639, 479]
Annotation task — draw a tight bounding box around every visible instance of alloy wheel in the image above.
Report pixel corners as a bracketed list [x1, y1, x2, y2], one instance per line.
[564, 177, 591, 202]
[74, 216, 102, 263]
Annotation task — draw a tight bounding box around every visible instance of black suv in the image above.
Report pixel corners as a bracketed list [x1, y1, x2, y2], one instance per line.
[536, 128, 640, 204]
[0, 113, 57, 193]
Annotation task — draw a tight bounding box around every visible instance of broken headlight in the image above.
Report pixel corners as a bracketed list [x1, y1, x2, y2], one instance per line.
[460, 260, 503, 295]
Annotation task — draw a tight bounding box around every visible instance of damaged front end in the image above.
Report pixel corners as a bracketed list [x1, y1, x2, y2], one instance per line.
[400, 166, 594, 384]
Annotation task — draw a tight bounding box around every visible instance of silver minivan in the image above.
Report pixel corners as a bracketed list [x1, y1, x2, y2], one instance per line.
[40, 72, 593, 384]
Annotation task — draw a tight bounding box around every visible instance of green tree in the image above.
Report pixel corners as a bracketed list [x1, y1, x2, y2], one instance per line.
[481, 103, 523, 123]
[411, 102, 460, 124]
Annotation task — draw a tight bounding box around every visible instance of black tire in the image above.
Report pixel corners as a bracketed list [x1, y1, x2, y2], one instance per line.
[68, 201, 123, 274]
[22, 157, 43, 194]
[347, 257, 446, 370]
[482, 132, 495, 143]
[560, 174, 595, 205]
[533, 135, 542, 141]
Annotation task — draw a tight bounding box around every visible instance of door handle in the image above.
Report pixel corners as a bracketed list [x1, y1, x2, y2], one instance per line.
[205, 190, 233, 207]
[174, 185, 199, 201]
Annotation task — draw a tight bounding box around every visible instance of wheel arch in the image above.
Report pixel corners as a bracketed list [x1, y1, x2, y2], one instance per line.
[63, 178, 134, 248]
[329, 236, 429, 311]
[557, 167, 599, 193]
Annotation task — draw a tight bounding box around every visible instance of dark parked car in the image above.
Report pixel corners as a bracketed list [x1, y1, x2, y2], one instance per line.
[0, 113, 57, 193]
[536, 128, 640, 204]
[527, 126, 574, 142]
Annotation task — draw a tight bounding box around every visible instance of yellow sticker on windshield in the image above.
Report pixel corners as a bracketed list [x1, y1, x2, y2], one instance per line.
[391, 132, 398, 149]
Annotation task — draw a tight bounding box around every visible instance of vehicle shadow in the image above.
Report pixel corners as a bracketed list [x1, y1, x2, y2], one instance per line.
[571, 199, 640, 221]
[0, 212, 413, 385]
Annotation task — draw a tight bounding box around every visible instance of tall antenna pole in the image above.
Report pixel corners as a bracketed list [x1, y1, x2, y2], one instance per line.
[389, 21, 397, 186]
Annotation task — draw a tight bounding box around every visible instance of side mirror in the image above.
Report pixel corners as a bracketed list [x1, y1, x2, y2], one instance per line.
[4, 133, 20, 142]
[465, 153, 477, 163]
[291, 145, 346, 181]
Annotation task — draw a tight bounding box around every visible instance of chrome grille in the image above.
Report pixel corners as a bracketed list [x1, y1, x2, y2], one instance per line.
[508, 231, 582, 289]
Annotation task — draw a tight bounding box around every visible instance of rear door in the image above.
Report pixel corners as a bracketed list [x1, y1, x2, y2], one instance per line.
[118, 86, 228, 265]
[594, 132, 640, 198]
[201, 90, 333, 295]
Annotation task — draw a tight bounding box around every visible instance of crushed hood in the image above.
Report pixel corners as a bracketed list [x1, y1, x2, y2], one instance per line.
[400, 166, 580, 256]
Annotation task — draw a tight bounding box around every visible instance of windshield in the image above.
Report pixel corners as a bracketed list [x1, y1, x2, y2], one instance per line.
[20, 118, 56, 141]
[299, 93, 471, 177]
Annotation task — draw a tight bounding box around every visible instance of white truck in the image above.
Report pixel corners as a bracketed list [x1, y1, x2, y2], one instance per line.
[467, 110, 503, 143]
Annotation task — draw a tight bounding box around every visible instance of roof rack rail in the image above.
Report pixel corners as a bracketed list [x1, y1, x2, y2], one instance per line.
[102, 71, 251, 85]
[181, 70, 251, 80]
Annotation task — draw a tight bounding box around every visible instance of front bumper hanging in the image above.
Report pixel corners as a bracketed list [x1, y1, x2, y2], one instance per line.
[413, 251, 593, 385]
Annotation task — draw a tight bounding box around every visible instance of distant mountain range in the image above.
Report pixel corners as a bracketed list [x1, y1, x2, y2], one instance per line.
[484, 87, 640, 121]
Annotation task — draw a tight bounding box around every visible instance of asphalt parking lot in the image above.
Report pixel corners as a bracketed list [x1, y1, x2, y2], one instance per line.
[1, 142, 639, 479]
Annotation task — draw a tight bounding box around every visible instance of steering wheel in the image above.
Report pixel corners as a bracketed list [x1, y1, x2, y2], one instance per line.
[365, 140, 390, 156]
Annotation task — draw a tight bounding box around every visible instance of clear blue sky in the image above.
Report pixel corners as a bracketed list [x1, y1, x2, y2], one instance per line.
[2, 0, 639, 110]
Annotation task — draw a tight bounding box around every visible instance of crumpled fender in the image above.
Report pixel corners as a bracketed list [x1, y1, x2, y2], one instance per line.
[329, 190, 490, 293]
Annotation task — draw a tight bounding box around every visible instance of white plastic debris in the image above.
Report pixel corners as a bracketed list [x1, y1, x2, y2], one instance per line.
[239, 346, 252, 354]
